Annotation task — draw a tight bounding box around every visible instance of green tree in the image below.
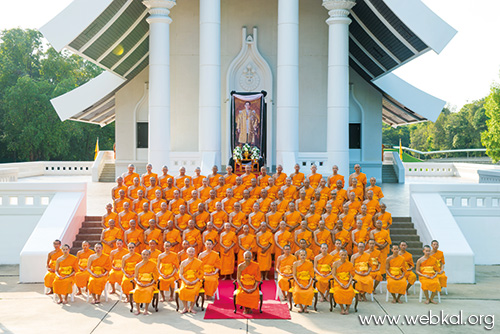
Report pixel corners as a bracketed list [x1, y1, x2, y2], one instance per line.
[481, 85, 500, 162]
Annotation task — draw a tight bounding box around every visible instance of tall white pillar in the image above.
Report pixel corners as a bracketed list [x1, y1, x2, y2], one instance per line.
[276, 0, 299, 174]
[323, 0, 355, 177]
[143, 0, 175, 169]
[199, 0, 221, 173]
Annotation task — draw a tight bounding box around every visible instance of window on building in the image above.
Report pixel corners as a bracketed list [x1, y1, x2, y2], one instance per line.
[137, 122, 148, 148]
[349, 123, 361, 149]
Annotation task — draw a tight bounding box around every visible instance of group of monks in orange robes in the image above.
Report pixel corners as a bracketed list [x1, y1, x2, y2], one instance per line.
[43, 163, 447, 313]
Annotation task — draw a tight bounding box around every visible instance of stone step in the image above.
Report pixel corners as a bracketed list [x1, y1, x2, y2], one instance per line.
[390, 228, 417, 235]
[82, 221, 102, 228]
[390, 222, 414, 228]
[85, 216, 102, 221]
[392, 217, 412, 222]
[78, 227, 102, 234]
[75, 234, 101, 241]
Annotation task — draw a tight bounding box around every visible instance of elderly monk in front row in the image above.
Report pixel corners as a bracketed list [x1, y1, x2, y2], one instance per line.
[332, 249, 355, 315]
[293, 249, 315, 313]
[235, 251, 262, 314]
[178, 247, 204, 314]
[53, 244, 78, 304]
[417, 245, 442, 304]
[275, 244, 296, 301]
[132, 249, 159, 315]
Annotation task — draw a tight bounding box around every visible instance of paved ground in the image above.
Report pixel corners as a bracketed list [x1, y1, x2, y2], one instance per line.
[1, 265, 498, 334]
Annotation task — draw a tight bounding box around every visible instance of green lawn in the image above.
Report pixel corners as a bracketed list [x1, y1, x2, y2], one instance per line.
[384, 149, 422, 162]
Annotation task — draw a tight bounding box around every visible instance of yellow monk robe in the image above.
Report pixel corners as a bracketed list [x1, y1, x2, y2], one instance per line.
[308, 174, 323, 189]
[225, 174, 237, 187]
[330, 198, 344, 214]
[249, 211, 265, 234]
[163, 186, 178, 202]
[159, 174, 173, 189]
[323, 212, 338, 230]
[126, 229, 144, 251]
[176, 175, 192, 189]
[348, 200, 361, 215]
[358, 214, 373, 231]
[330, 251, 341, 263]
[276, 230, 292, 254]
[220, 231, 237, 275]
[387, 256, 407, 295]
[133, 198, 149, 214]
[297, 199, 311, 215]
[149, 249, 162, 264]
[292, 173, 305, 187]
[238, 234, 257, 264]
[328, 174, 345, 189]
[165, 229, 182, 253]
[339, 213, 355, 231]
[103, 212, 118, 228]
[124, 172, 140, 187]
[303, 187, 315, 201]
[274, 173, 287, 187]
[176, 213, 192, 230]
[257, 231, 274, 271]
[333, 261, 355, 305]
[267, 185, 279, 200]
[232, 184, 246, 200]
[314, 199, 327, 215]
[353, 253, 373, 293]
[200, 251, 221, 297]
[145, 229, 163, 250]
[138, 210, 155, 229]
[235, 261, 262, 309]
[316, 254, 334, 295]
[319, 187, 331, 201]
[53, 255, 78, 295]
[419, 257, 441, 292]
[113, 185, 128, 200]
[203, 229, 219, 252]
[365, 199, 381, 216]
[128, 185, 146, 200]
[354, 173, 367, 188]
[295, 248, 314, 263]
[285, 210, 301, 229]
[400, 251, 417, 285]
[240, 198, 256, 215]
[278, 254, 297, 292]
[335, 188, 348, 204]
[142, 172, 158, 187]
[282, 186, 297, 201]
[198, 186, 212, 201]
[88, 254, 112, 295]
[373, 229, 391, 273]
[223, 197, 238, 214]
[44, 249, 63, 288]
[249, 186, 262, 200]
[258, 198, 273, 213]
[146, 186, 162, 201]
[185, 229, 202, 254]
[267, 212, 283, 231]
[368, 185, 384, 200]
[352, 229, 369, 254]
[230, 211, 247, 232]
[157, 210, 174, 229]
[192, 175, 205, 189]
[212, 210, 228, 230]
[151, 199, 167, 214]
[377, 211, 392, 229]
[181, 186, 196, 201]
[179, 258, 204, 302]
[293, 261, 315, 306]
[159, 252, 179, 290]
[133, 260, 159, 304]
[209, 174, 222, 188]
[294, 230, 312, 253]
[194, 211, 211, 230]
[206, 198, 220, 213]
[188, 198, 202, 214]
[121, 253, 142, 294]
[119, 211, 137, 230]
[277, 199, 291, 214]
[432, 250, 447, 288]
[335, 229, 352, 255]
[102, 228, 124, 255]
[259, 175, 271, 187]
[114, 198, 131, 214]
[215, 184, 231, 199]
[75, 249, 94, 288]
[367, 249, 383, 281]
[306, 213, 321, 231]
[170, 198, 186, 215]
[242, 173, 256, 188]
[315, 229, 333, 253]
[108, 248, 128, 286]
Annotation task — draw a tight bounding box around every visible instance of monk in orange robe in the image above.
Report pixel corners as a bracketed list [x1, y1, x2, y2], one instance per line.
[132, 190, 149, 214]
[128, 177, 146, 201]
[124, 220, 144, 252]
[100, 219, 122, 255]
[276, 190, 291, 214]
[301, 179, 315, 201]
[290, 163, 305, 187]
[333, 179, 348, 204]
[211, 201, 228, 232]
[285, 202, 303, 234]
[220, 223, 237, 279]
[417, 245, 442, 304]
[120, 243, 142, 302]
[174, 166, 192, 189]
[239, 190, 256, 215]
[348, 178, 364, 202]
[386, 244, 407, 304]
[238, 225, 257, 264]
[348, 164, 367, 199]
[316, 182, 330, 206]
[87, 243, 112, 304]
[248, 202, 265, 234]
[122, 164, 139, 187]
[163, 220, 182, 253]
[162, 178, 178, 202]
[356, 205, 373, 231]
[366, 177, 384, 199]
[114, 190, 131, 214]
[138, 202, 156, 230]
[150, 190, 167, 214]
[430, 240, 448, 289]
[192, 202, 210, 232]
[157, 241, 179, 302]
[258, 166, 271, 187]
[274, 221, 292, 255]
[370, 220, 391, 274]
[275, 244, 295, 300]
[294, 221, 313, 254]
[328, 165, 344, 189]
[314, 244, 334, 301]
[265, 177, 280, 200]
[145, 177, 161, 201]
[175, 205, 192, 232]
[214, 175, 230, 199]
[144, 219, 163, 250]
[295, 190, 311, 215]
[273, 165, 287, 187]
[333, 220, 352, 255]
[351, 242, 373, 301]
[108, 239, 128, 294]
[304, 204, 321, 232]
[178, 247, 204, 313]
[187, 190, 202, 215]
[322, 203, 338, 230]
[229, 201, 247, 234]
[235, 251, 262, 314]
[198, 240, 221, 299]
[329, 239, 343, 262]
[183, 220, 202, 254]
[102, 203, 118, 228]
[314, 221, 332, 253]
[256, 223, 274, 279]
[147, 240, 162, 263]
[117, 202, 137, 231]
[180, 177, 196, 201]
[75, 241, 94, 295]
[169, 190, 186, 215]
[256, 189, 273, 213]
[351, 220, 369, 254]
[112, 176, 128, 201]
[366, 239, 383, 292]
[293, 249, 315, 313]
[332, 249, 355, 315]
[374, 202, 392, 229]
[202, 222, 219, 252]
[44, 239, 63, 294]
[248, 178, 262, 200]
[328, 190, 344, 215]
[192, 167, 206, 189]
[339, 204, 356, 231]
[400, 241, 417, 292]
[158, 165, 173, 189]
[307, 164, 323, 189]
[198, 177, 212, 202]
[222, 188, 238, 214]
[141, 163, 158, 187]
[132, 250, 159, 315]
[232, 176, 246, 200]
[363, 190, 380, 216]
[295, 239, 314, 263]
[281, 177, 297, 201]
[53, 244, 78, 304]
[266, 201, 282, 234]
[207, 165, 222, 188]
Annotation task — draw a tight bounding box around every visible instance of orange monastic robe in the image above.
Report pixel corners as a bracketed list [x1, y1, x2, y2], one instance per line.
[257, 231, 274, 271]
[238, 234, 257, 263]
[274, 173, 287, 187]
[335, 229, 352, 255]
[121, 253, 142, 294]
[184, 229, 202, 254]
[242, 173, 256, 188]
[432, 250, 447, 288]
[367, 249, 383, 281]
[88, 254, 112, 295]
[175, 175, 192, 189]
[194, 211, 211, 230]
[123, 172, 140, 187]
[198, 186, 212, 202]
[316, 254, 334, 295]
[128, 185, 146, 200]
[118, 211, 137, 230]
[151, 199, 167, 214]
[277, 199, 291, 214]
[103, 212, 118, 228]
[291, 173, 305, 187]
[419, 257, 442, 292]
[176, 213, 192, 230]
[377, 211, 392, 229]
[199, 251, 221, 297]
[282, 186, 297, 201]
[44, 249, 63, 288]
[328, 174, 345, 189]
[232, 184, 246, 201]
[249, 211, 265, 233]
[275, 230, 292, 255]
[179, 258, 203, 302]
[236, 261, 262, 309]
[209, 174, 222, 188]
[373, 229, 391, 273]
[164, 229, 182, 253]
[296, 199, 311, 215]
[365, 199, 380, 216]
[266, 185, 279, 200]
[387, 255, 407, 295]
[192, 175, 205, 189]
[102, 227, 123, 254]
[323, 212, 338, 230]
[333, 261, 355, 305]
[306, 213, 321, 231]
[53, 255, 78, 295]
[294, 230, 313, 253]
[170, 199, 186, 215]
[277, 254, 297, 292]
[132, 260, 159, 304]
[212, 210, 228, 230]
[108, 248, 128, 286]
[315, 229, 333, 253]
[352, 229, 369, 254]
[401, 251, 417, 285]
[156, 210, 174, 229]
[267, 212, 283, 232]
[222, 197, 238, 214]
[158, 252, 179, 291]
[163, 186, 178, 202]
[308, 173, 323, 188]
[258, 175, 271, 187]
[224, 174, 237, 187]
[293, 260, 315, 306]
[353, 253, 374, 293]
[74, 249, 95, 288]
[220, 231, 237, 275]
[240, 198, 256, 215]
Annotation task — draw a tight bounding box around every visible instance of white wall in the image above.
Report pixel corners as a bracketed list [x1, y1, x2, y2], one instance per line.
[455, 217, 500, 265]
[0, 215, 41, 264]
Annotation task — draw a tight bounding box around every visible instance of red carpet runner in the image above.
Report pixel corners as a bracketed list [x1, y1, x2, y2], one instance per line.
[204, 280, 291, 320]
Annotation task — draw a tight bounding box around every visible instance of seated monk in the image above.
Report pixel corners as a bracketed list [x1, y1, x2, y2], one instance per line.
[150, 189, 167, 214]
[193, 202, 210, 233]
[351, 242, 373, 301]
[235, 251, 262, 314]
[192, 167, 206, 189]
[295, 190, 311, 216]
[370, 220, 391, 274]
[265, 177, 280, 200]
[232, 176, 246, 201]
[322, 203, 338, 231]
[293, 221, 313, 256]
[114, 189, 131, 214]
[304, 203, 321, 233]
[248, 202, 265, 234]
[300, 179, 315, 201]
[207, 165, 222, 188]
[417, 245, 442, 304]
[273, 164, 287, 188]
[147, 239, 162, 263]
[238, 225, 257, 264]
[102, 203, 118, 229]
[333, 179, 348, 203]
[124, 220, 144, 253]
[332, 249, 355, 315]
[163, 178, 178, 202]
[180, 177, 196, 202]
[316, 183, 330, 208]
[44, 239, 63, 295]
[386, 244, 407, 304]
[222, 188, 238, 214]
[248, 177, 262, 200]
[374, 202, 392, 229]
[157, 241, 179, 302]
[229, 201, 247, 235]
[198, 240, 221, 300]
[224, 165, 237, 187]
[127, 177, 144, 201]
[53, 244, 78, 304]
[117, 202, 137, 232]
[295, 238, 314, 263]
[293, 249, 315, 313]
[327, 165, 344, 189]
[338, 204, 355, 232]
[87, 243, 112, 304]
[214, 172, 230, 199]
[205, 189, 219, 214]
[121, 243, 142, 302]
[274, 221, 292, 255]
[132, 190, 149, 214]
[202, 222, 219, 252]
[256, 222, 274, 280]
[187, 190, 202, 215]
[183, 220, 202, 254]
[348, 178, 363, 202]
[178, 247, 204, 314]
[366, 177, 384, 200]
[258, 166, 271, 188]
[290, 163, 305, 188]
[112, 177, 128, 201]
[276, 190, 290, 214]
[220, 223, 237, 279]
[175, 205, 192, 232]
[132, 249, 159, 315]
[122, 164, 139, 187]
[430, 240, 448, 289]
[351, 219, 369, 255]
[108, 239, 128, 294]
[285, 202, 303, 236]
[141, 164, 158, 188]
[356, 205, 373, 232]
[211, 201, 228, 232]
[366, 239, 383, 293]
[313, 221, 333, 254]
[144, 219, 163, 251]
[399, 240, 417, 292]
[75, 241, 94, 295]
[307, 164, 323, 189]
[333, 220, 352, 255]
[363, 190, 381, 217]
[138, 202, 156, 230]
[158, 165, 173, 189]
[346, 191, 361, 216]
[276, 244, 296, 300]
[348, 164, 367, 200]
[238, 189, 255, 216]
[178, 240, 191, 263]
[145, 177, 161, 202]
[174, 166, 192, 190]
[314, 243, 334, 302]
[241, 165, 257, 188]
[169, 190, 186, 216]
[163, 220, 182, 253]
[329, 239, 343, 262]
[197, 177, 212, 202]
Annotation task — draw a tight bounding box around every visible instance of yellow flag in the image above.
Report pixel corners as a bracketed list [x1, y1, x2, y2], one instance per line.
[94, 137, 99, 160]
[399, 138, 403, 160]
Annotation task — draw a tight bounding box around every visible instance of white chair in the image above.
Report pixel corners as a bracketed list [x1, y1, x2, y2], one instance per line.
[214, 287, 220, 300]
[418, 286, 441, 303]
[49, 284, 76, 303]
[275, 280, 282, 301]
[385, 287, 408, 303]
[86, 282, 110, 303]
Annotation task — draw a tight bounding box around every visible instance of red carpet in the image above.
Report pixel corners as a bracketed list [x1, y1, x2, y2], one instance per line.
[204, 280, 291, 320]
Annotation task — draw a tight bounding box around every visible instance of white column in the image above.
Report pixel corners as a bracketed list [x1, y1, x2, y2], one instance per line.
[276, 0, 299, 174]
[323, 0, 355, 177]
[199, 0, 221, 173]
[143, 0, 176, 169]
